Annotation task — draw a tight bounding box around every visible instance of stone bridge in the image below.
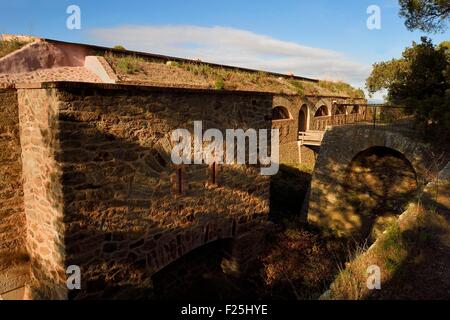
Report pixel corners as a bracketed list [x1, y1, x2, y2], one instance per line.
[269, 95, 369, 164]
[307, 124, 438, 237]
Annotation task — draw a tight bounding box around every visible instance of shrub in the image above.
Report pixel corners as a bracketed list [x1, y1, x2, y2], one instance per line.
[113, 45, 126, 51]
[214, 76, 225, 90]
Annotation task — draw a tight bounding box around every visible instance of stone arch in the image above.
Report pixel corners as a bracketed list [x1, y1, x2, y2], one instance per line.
[312, 100, 331, 117]
[343, 146, 419, 238]
[350, 105, 360, 114]
[334, 105, 347, 115]
[272, 106, 291, 120]
[314, 105, 329, 117]
[148, 221, 236, 277]
[307, 125, 435, 237]
[151, 237, 234, 299]
[298, 104, 309, 132]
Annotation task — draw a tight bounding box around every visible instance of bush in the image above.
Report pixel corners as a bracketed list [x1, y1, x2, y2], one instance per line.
[113, 45, 126, 51]
[214, 76, 225, 90]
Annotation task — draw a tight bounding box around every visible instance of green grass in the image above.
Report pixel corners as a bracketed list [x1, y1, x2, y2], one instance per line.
[214, 76, 225, 90]
[288, 80, 305, 96]
[110, 55, 144, 74]
[113, 45, 126, 51]
[0, 37, 31, 59]
[181, 62, 215, 78]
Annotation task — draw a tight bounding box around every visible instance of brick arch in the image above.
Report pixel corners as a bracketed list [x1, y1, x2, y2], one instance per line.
[272, 106, 291, 120]
[148, 219, 237, 276]
[151, 237, 234, 298]
[312, 99, 331, 117]
[348, 145, 418, 183]
[307, 125, 434, 236]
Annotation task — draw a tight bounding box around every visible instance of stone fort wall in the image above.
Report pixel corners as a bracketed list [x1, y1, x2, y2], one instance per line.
[0, 79, 368, 299]
[0, 89, 29, 297]
[15, 83, 273, 299]
[17, 87, 67, 299]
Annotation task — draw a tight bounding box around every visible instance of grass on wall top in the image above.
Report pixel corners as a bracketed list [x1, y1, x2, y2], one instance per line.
[0, 37, 31, 59]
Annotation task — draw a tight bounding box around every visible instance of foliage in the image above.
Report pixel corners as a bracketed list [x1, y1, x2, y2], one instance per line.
[109, 55, 144, 74]
[214, 76, 225, 90]
[181, 62, 215, 78]
[288, 80, 305, 96]
[366, 37, 450, 137]
[399, 0, 450, 33]
[113, 45, 126, 51]
[0, 37, 30, 58]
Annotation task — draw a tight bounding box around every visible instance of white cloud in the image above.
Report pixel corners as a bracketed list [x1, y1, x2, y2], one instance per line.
[90, 25, 372, 90]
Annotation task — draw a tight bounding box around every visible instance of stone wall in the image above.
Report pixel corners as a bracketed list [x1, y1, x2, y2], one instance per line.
[271, 95, 367, 164]
[307, 125, 434, 237]
[17, 83, 273, 299]
[300, 145, 318, 165]
[17, 87, 67, 299]
[272, 95, 301, 163]
[0, 89, 28, 297]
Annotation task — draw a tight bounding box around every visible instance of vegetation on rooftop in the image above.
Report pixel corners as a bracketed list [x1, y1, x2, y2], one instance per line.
[105, 53, 145, 75]
[0, 37, 31, 59]
[103, 51, 365, 98]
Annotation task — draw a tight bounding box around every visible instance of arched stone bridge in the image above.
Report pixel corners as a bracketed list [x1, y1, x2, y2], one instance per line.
[306, 124, 437, 237]
[270, 95, 369, 163]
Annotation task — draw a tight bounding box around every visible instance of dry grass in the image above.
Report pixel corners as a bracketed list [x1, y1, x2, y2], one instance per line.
[103, 52, 365, 97]
[326, 179, 450, 300]
[260, 218, 350, 299]
[0, 37, 31, 59]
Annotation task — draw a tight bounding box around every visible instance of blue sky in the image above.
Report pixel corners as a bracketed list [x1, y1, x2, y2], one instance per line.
[0, 0, 448, 97]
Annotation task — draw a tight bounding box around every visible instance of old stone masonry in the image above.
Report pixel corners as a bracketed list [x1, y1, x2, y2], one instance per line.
[0, 36, 367, 299]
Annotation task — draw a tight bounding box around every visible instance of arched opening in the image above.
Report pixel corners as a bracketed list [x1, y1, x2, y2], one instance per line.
[345, 146, 418, 239]
[314, 105, 329, 117]
[334, 105, 346, 115]
[152, 238, 236, 299]
[350, 105, 359, 114]
[272, 106, 290, 120]
[298, 105, 308, 132]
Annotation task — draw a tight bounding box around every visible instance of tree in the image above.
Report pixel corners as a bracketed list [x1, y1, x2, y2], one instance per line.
[399, 0, 450, 33]
[366, 38, 450, 137]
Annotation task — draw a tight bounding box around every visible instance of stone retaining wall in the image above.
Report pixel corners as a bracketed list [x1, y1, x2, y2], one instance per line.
[16, 83, 273, 299]
[0, 89, 28, 297]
